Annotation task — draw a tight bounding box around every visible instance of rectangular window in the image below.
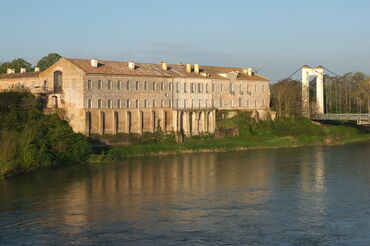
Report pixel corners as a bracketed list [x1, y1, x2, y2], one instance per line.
[161, 82, 164, 91]
[108, 99, 112, 108]
[212, 83, 215, 93]
[108, 80, 112, 90]
[153, 81, 156, 91]
[176, 82, 179, 92]
[191, 83, 195, 93]
[118, 99, 122, 108]
[98, 80, 102, 90]
[153, 99, 156, 108]
[184, 82, 187, 93]
[144, 81, 148, 91]
[127, 99, 130, 108]
[198, 83, 201, 93]
[87, 80, 92, 90]
[169, 83, 172, 91]
[117, 81, 121, 90]
[206, 84, 209, 93]
[88, 99, 92, 108]
[136, 81, 140, 90]
[221, 84, 223, 92]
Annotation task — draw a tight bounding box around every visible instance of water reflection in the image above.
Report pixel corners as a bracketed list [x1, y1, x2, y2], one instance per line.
[1, 143, 370, 245]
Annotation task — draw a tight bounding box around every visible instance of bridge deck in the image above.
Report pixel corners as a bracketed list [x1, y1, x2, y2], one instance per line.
[311, 113, 369, 124]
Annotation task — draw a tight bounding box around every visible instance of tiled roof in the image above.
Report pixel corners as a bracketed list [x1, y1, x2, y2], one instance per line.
[0, 72, 39, 80]
[67, 58, 269, 81]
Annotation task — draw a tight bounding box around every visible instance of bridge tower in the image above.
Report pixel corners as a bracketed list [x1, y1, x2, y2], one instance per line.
[302, 66, 324, 117]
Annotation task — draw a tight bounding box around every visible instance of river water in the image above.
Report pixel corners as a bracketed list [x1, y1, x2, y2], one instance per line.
[1, 142, 370, 245]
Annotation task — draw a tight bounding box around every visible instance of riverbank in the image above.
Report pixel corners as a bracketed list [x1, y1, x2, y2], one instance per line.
[89, 116, 370, 163]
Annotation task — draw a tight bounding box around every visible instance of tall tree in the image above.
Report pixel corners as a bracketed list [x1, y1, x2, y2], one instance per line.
[270, 79, 302, 118]
[36, 53, 61, 71]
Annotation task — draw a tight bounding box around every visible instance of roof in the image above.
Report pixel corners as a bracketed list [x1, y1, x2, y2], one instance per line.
[66, 58, 269, 82]
[0, 72, 39, 80]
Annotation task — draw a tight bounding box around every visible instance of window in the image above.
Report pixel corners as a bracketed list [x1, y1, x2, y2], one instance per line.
[87, 80, 92, 90]
[117, 81, 121, 90]
[127, 99, 130, 108]
[88, 99, 92, 108]
[144, 81, 148, 91]
[161, 82, 164, 91]
[212, 83, 215, 93]
[118, 99, 122, 108]
[161, 99, 164, 108]
[176, 82, 179, 92]
[144, 99, 148, 108]
[136, 99, 139, 108]
[98, 99, 102, 109]
[54, 71, 63, 92]
[108, 80, 112, 90]
[108, 99, 112, 108]
[221, 83, 223, 92]
[198, 83, 202, 93]
[192, 99, 195, 108]
[255, 99, 257, 107]
[255, 84, 258, 92]
[153, 81, 156, 91]
[153, 99, 156, 108]
[169, 99, 172, 107]
[169, 82, 172, 91]
[176, 99, 179, 108]
[191, 83, 195, 93]
[98, 80, 103, 90]
[184, 82, 187, 93]
[220, 98, 223, 107]
[136, 81, 140, 90]
[184, 99, 187, 108]
[206, 83, 209, 93]
[126, 81, 130, 90]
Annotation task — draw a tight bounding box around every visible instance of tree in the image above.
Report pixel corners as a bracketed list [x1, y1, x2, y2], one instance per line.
[0, 58, 32, 74]
[36, 53, 61, 71]
[270, 79, 302, 118]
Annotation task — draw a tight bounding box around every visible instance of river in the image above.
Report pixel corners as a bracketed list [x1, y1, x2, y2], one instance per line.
[1, 142, 370, 245]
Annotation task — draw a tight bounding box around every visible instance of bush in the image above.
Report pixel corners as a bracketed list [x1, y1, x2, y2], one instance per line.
[0, 89, 91, 178]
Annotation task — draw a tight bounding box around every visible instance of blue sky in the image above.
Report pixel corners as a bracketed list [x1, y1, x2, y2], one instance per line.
[1, 0, 370, 81]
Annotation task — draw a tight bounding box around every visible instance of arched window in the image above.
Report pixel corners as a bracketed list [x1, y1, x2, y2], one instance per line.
[54, 71, 63, 92]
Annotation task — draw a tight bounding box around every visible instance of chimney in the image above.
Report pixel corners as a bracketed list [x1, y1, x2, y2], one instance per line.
[91, 58, 98, 68]
[160, 62, 168, 71]
[7, 68, 15, 74]
[34, 67, 40, 72]
[128, 61, 135, 70]
[20, 68, 26, 73]
[186, 64, 192, 73]
[194, 64, 199, 74]
[247, 67, 253, 76]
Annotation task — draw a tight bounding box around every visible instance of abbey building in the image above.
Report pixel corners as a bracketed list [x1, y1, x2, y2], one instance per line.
[0, 58, 270, 135]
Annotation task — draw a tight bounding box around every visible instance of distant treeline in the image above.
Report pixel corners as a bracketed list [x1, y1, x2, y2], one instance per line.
[0, 86, 91, 178]
[270, 72, 370, 117]
[0, 53, 61, 74]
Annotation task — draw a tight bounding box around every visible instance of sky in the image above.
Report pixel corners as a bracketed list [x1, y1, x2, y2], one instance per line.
[1, 0, 370, 81]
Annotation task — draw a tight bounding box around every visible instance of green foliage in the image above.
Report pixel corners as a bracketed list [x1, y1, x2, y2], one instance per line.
[0, 58, 32, 74]
[0, 89, 91, 178]
[36, 53, 61, 71]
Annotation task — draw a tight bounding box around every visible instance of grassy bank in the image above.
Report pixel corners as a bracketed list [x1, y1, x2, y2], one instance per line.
[89, 114, 370, 163]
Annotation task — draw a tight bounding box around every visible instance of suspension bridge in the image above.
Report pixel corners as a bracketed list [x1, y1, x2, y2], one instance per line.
[286, 65, 370, 125]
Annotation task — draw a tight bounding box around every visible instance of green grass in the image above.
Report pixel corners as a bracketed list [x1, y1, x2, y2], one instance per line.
[89, 113, 370, 163]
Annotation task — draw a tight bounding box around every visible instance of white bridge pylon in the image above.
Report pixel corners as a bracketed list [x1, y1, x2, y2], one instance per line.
[302, 65, 324, 117]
